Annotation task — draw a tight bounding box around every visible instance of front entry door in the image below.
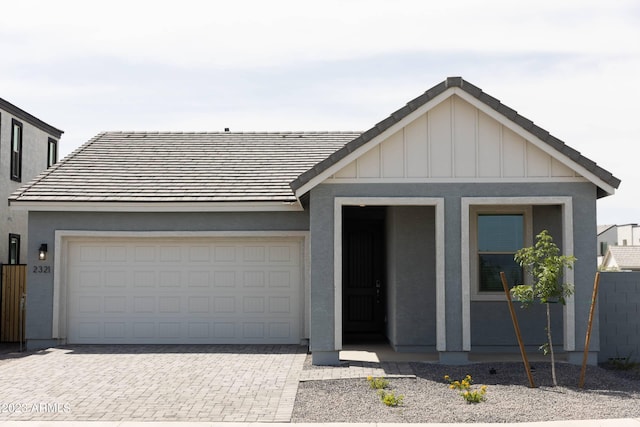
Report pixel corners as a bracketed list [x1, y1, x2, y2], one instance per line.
[342, 209, 385, 341]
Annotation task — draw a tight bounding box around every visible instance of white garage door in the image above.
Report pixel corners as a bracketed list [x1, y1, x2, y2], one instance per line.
[66, 237, 303, 344]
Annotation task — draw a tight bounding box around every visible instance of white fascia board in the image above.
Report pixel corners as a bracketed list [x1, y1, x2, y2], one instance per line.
[293, 89, 456, 198]
[9, 200, 304, 212]
[322, 177, 588, 185]
[453, 89, 616, 196]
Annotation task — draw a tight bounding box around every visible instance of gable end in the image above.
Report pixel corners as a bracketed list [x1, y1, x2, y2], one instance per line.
[291, 77, 620, 198]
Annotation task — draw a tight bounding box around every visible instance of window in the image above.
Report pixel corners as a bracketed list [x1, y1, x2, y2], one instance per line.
[8, 234, 20, 264]
[10, 119, 22, 181]
[47, 138, 58, 167]
[470, 205, 532, 300]
[600, 241, 608, 256]
[477, 214, 524, 291]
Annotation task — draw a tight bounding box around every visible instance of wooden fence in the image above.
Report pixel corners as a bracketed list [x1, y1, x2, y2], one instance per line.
[1, 264, 26, 343]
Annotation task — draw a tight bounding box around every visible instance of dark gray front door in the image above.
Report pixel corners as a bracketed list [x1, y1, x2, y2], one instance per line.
[342, 208, 385, 340]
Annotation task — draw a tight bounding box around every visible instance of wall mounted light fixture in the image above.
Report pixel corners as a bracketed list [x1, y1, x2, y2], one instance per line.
[38, 244, 48, 261]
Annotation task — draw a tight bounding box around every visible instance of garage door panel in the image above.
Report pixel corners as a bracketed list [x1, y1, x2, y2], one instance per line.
[133, 271, 156, 287]
[243, 271, 265, 287]
[105, 322, 126, 338]
[67, 237, 302, 344]
[105, 271, 127, 287]
[269, 270, 292, 288]
[214, 271, 236, 287]
[134, 246, 156, 262]
[159, 296, 181, 313]
[105, 246, 127, 262]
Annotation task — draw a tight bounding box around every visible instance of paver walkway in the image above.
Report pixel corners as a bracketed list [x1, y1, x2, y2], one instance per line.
[300, 360, 416, 381]
[0, 344, 306, 422]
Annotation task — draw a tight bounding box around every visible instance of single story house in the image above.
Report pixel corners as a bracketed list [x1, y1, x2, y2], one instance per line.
[9, 77, 620, 365]
[600, 246, 640, 271]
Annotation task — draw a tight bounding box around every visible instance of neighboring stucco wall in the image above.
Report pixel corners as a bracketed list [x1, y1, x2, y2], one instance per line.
[1, 111, 59, 264]
[617, 224, 640, 246]
[386, 205, 436, 351]
[598, 271, 640, 362]
[25, 210, 309, 347]
[597, 227, 617, 257]
[309, 181, 598, 358]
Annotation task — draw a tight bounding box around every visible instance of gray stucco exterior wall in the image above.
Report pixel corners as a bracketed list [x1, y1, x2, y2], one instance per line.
[386, 206, 436, 351]
[25, 179, 600, 364]
[25, 210, 309, 349]
[598, 271, 640, 363]
[471, 204, 564, 350]
[308, 181, 598, 364]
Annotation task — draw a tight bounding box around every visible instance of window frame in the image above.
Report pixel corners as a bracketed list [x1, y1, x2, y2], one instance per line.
[8, 234, 20, 265]
[470, 205, 532, 301]
[10, 119, 23, 182]
[47, 137, 58, 167]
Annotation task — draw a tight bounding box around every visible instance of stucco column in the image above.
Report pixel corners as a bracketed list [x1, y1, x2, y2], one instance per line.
[308, 188, 340, 365]
[439, 196, 469, 364]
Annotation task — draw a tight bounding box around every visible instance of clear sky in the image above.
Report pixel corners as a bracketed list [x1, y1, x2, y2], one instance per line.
[1, 0, 638, 225]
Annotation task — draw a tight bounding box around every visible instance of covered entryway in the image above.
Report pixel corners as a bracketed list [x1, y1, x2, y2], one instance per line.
[63, 235, 304, 344]
[332, 198, 446, 357]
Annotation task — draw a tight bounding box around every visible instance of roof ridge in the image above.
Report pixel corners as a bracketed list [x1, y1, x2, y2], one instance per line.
[102, 131, 363, 135]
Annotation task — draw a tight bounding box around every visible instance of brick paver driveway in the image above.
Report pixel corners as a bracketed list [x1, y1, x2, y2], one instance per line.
[0, 344, 306, 422]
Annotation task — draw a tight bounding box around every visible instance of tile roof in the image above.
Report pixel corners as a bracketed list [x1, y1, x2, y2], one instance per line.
[9, 132, 359, 204]
[604, 246, 640, 270]
[290, 77, 621, 197]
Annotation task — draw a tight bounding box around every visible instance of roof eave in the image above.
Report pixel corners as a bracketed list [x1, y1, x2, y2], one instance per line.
[0, 97, 64, 138]
[8, 200, 304, 213]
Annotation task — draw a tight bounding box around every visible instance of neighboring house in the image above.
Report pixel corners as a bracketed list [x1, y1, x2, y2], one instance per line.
[597, 223, 640, 266]
[9, 77, 620, 365]
[597, 223, 640, 256]
[600, 246, 640, 271]
[597, 224, 616, 258]
[0, 97, 63, 266]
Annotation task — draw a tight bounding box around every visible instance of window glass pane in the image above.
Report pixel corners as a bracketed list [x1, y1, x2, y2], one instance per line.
[478, 214, 523, 252]
[12, 124, 21, 152]
[11, 121, 22, 180]
[48, 139, 57, 167]
[479, 253, 523, 291]
[9, 235, 20, 265]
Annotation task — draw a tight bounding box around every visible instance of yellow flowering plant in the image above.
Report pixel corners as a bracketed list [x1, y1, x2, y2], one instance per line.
[443, 374, 487, 403]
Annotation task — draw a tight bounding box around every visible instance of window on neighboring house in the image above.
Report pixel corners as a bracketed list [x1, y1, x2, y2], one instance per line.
[8, 234, 20, 264]
[600, 241, 608, 256]
[10, 119, 23, 181]
[47, 138, 58, 167]
[623, 239, 628, 246]
[477, 213, 525, 292]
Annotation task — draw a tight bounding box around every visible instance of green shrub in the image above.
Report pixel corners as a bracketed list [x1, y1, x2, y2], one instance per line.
[378, 389, 404, 406]
[366, 376, 389, 390]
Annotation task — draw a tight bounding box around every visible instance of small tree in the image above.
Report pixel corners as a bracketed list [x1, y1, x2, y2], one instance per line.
[511, 230, 576, 387]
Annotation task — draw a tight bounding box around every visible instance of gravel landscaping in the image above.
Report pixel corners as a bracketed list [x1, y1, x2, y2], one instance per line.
[292, 360, 640, 423]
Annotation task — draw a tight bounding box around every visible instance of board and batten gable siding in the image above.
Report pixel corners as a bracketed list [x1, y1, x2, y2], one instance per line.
[329, 95, 577, 182]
